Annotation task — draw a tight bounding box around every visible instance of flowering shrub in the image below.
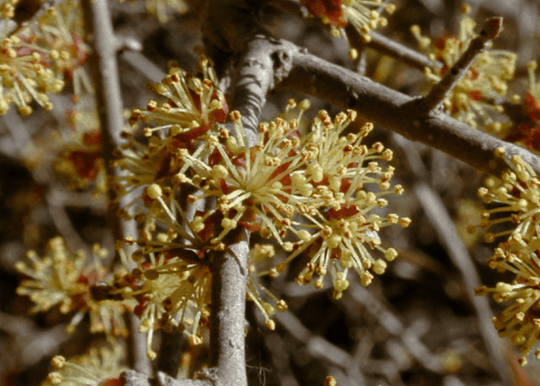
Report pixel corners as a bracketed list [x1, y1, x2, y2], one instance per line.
[8, 0, 540, 384]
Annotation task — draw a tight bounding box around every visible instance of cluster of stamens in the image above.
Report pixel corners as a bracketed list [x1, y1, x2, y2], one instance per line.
[475, 147, 540, 365]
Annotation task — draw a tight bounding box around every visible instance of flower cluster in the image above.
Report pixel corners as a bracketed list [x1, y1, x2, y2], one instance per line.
[475, 147, 540, 365]
[113, 55, 227, 217]
[44, 345, 125, 386]
[411, 5, 516, 131]
[36, 0, 93, 102]
[109, 56, 408, 357]
[16, 237, 128, 337]
[151, 103, 409, 299]
[301, 0, 395, 42]
[0, 23, 64, 115]
[106, 236, 212, 359]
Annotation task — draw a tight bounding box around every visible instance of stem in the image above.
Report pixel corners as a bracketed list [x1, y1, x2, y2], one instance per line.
[347, 26, 438, 72]
[231, 35, 297, 145]
[80, 0, 149, 374]
[422, 17, 503, 111]
[208, 229, 250, 385]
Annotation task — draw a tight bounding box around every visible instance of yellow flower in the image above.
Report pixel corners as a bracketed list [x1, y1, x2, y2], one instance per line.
[109, 236, 212, 359]
[114, 56, 227, 218]
[475, 147, 540, 365]
[16, 237, 128, 337]
[37, 0, 93, 102]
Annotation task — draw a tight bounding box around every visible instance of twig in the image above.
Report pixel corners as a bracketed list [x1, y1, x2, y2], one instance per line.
[126, 314, 153, 375]
[121, 51, 166, 83]
[413, 182, 510, 383]
[270, 0, 440, 72]
[79, 0, 139, 248]
[0, 311, 70, 368]
[347, 26, 439, 72]
[368, 31, 440, 72]
[422, 17, 503, 112]
[274, 311, 357, 370]
[201, 3, 298, 385]
[80, 0, 149, 373]
[346, 286, 442, 372]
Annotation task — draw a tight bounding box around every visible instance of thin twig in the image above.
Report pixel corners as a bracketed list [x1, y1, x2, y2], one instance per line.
[121, 370, 210, 386]
[422, 17, 503, 112]
[347, 26, 438, 72]
[80, 0, 149, 374]
[274, 311, 358, 370]
[346, 286, 442, 372]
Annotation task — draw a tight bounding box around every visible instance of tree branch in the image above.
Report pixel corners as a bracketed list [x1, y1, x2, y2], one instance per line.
[280, 49, 540, 177]
[270, 0, 440, 73]
[231, 35, 297, 145]
[207, 229, 250, 386]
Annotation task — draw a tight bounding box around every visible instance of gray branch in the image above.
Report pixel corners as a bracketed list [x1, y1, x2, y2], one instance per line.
[208, 230, 250, 385]
[80, 0, 150, 374]
[280, 49, 540, 177]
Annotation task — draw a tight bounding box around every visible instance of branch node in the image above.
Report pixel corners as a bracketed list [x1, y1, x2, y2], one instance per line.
[272, 48, 295, 85]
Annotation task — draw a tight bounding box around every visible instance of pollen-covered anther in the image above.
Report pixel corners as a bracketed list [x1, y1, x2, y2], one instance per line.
[373, 260, 387, 274]
[146, 184, 162, 200]
[276, 300, 288, 312]
[385, 248, 398, 261]
[373, 142, 384, 153]
[221, 218, 238, 230]
[51, 355, 66, 369]
[230, 110, 242, 123]
[265, 320, 276, 330]
[399, 218, 412, 228]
